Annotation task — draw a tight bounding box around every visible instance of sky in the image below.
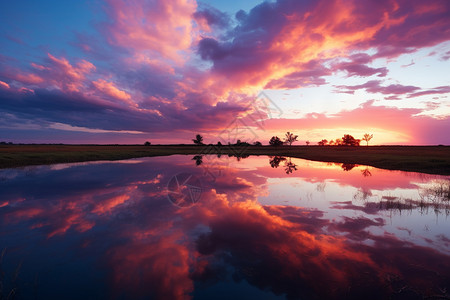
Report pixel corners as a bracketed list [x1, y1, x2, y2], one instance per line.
[0, 0, 449, 145]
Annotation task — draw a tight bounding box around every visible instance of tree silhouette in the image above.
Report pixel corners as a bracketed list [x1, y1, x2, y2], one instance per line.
[362, 133, 373, 146]
[284, 131, 298, 146]
[192, 155, 203, 166]
[144, 141, 151, 146]
[253, 141, 262, 146]
[269, 156, 286, 168]
[341, 163, 356, 171]
[284, 158, 298, 174]
[342, 134, 360, 146]
[305, 140, 310, 146]
[361, 167, 372, 177]
[269, 136, 283, 146]
[318, 139, 328, 146]
[193, 134, 204, 145]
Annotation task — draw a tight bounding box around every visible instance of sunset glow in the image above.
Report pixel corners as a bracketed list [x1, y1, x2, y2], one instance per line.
[0, 0, 449, 144]
[1, 156, 449, 298]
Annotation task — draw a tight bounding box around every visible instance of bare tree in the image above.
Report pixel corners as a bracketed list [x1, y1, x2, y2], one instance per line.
[284, 132, 298, 146]
[361, 133, 373, 146]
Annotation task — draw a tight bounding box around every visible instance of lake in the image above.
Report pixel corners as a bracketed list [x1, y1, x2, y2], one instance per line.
[1, 155, 449, 299]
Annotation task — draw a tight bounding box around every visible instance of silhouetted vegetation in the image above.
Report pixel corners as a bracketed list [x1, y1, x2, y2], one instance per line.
[361, 167, 372, 177]
[253, 141, 262, 146]
[284, 132, 298, 146]
[144, 141, 151, 146]
[342, 134, 360, 146]
[269, 136, 283, 146]
[284, 158, 298, 174]
[341, 163, 356, 171]
[269, 156, 286, 168]
[1, 145, 449, 175]
[318, 135, 360, 146]
[332, 138, 342, 145]
[318, 139, 328, 146]
[235, 140, 251, 147]
[353, 179, 450, 217]
[192, 155, 203, 166]
[361, 133, 373, 146]
[193, 134, 204, 145]
[305, 140, 310, 146]
[269, 156, 298, 174]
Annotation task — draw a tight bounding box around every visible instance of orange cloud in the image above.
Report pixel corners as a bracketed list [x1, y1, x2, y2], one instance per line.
[198, 0, 450, 94]
[92, 194, 131, 214]
[0, 80, 10, 89]
[92, 79, 135, 106]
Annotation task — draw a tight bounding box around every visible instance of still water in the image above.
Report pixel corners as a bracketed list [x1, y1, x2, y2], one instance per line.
[0, 155, 449, 299]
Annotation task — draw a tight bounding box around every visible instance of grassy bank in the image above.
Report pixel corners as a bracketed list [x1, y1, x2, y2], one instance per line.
[0, 144, 449, 175]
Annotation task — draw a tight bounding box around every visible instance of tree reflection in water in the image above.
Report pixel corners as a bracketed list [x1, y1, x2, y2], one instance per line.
[341, 163, 356, 171]
[269, 156, 298, 174]
[1, 156, 448, 300]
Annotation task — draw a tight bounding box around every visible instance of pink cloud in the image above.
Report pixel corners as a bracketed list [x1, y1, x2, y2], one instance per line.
[14, 73, 44, 85]
[103, 0, 198, 62]
[407, 86, 450, 98]
[335, 81, 450, 100]
[31, 62, 49, 71]
[0, 54, 97, 93]
[265, 59, 331, 89]
[329, 53, 388, 78]
[336, 62, 387, 77]
[0, 80, 10, 89]
[92, 79, 135, 106]
[198, 0, 450, 91]
[335, 80, 420, 95]
[45, 54, 96, 92]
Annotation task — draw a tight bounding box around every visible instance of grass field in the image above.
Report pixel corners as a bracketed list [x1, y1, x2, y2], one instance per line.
[0, 144, 449, 175]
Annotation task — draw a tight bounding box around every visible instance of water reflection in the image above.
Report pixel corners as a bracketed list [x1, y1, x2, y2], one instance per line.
[192, 155, 203, 166]
[351, 179, 450, 217]
[0, 156, 449, 299]
[341, 163, 356, 171]
[269, 156, 298, 174]
[361, 167, 372, 177]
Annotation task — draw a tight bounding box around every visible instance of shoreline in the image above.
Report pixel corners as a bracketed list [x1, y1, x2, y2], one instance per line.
[0, 144, 449, 175]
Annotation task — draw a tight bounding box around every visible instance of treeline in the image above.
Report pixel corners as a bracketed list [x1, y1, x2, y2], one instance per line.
[318, 133, 373, 146]
[268, 132, 374, 146]
[158, 132, 374, 147]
